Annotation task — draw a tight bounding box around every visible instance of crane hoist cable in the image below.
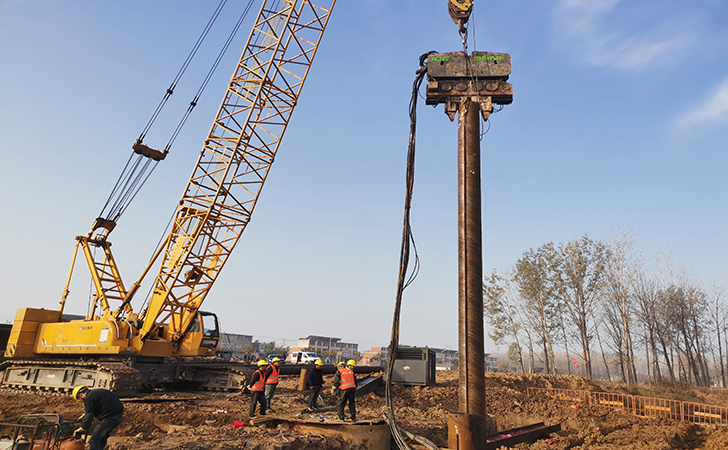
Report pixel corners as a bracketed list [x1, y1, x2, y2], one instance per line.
[385, 51, 440, 450]
[96, 0, 254, 228]
[162, 0, 256, 153]
[138, 0, 228, 143]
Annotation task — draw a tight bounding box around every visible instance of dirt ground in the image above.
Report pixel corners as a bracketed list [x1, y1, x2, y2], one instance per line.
[2, 371, 728, 449]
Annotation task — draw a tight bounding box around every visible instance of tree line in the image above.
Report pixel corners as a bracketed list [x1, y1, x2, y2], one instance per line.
[483, 232, 726, 387]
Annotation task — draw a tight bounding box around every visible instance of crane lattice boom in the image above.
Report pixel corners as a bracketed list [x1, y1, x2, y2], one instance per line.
[138, 0, 336, 343]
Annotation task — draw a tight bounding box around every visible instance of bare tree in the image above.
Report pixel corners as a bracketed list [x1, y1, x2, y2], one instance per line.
[602, 231, 639, 384]
[556, 236, 607, 379]
[659, 283, 710, 386]
[590, 309, 612, 381]
[513, 243, 560, 375]
[484, 270, 526, 373]
[707, 285, 726, 387]
[634, 271, 672, 383]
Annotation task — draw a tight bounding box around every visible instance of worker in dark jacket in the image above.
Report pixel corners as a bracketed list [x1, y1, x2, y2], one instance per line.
[248, 360, 268, 417]
[72, 385, 124, 450]
[307, 359, 325, 410]
[333, 359, 357, 421]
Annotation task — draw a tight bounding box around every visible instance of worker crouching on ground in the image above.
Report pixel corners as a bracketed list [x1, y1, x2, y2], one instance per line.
[249, 360, 268, 417]
[333, 359, 357, 421]
[264, 357, 281, 411]
[72, 385, 124, 450]
[307, 359, 324, 410]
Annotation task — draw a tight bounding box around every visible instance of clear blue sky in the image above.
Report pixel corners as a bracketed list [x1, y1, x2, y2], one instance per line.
[1, 1, 726, 353]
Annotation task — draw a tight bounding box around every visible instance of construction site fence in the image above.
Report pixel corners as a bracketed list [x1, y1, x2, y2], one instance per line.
[527, 387, 728, 426]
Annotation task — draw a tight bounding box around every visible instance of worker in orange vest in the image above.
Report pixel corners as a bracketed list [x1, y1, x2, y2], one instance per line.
[333, 359, 357, 421]
[330, 361, 345, 398]
[264, 357, 281, 411]
[248, 360, 268, 417]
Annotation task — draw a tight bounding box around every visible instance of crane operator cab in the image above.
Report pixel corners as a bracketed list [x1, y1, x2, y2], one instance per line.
[178, 311, 220, 356]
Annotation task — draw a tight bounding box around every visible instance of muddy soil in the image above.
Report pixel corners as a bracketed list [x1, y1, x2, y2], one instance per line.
[2, 371, 728, 449]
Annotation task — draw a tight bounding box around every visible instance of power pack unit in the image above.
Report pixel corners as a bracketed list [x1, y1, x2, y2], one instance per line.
[391, 347, 436, 386]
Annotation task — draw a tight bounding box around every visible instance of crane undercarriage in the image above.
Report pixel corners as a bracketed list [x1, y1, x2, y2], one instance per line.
[0, 359, 250, 397]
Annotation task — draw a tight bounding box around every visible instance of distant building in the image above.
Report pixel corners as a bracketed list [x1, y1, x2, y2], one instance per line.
[364, 345, 498, 371]
[290, 335, 359, 361]
[217, 333, 254, 358]
[431, 348, 459, 370]
[360, 346, 386, 366]
[485, 354, 498, 372]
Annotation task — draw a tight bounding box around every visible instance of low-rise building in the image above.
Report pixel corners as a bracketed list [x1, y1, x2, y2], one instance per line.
[217, 333, 254, 358]
[360, 346, 386, 366]
[291, 335, 359, 362]
[363, 345, 499, 371]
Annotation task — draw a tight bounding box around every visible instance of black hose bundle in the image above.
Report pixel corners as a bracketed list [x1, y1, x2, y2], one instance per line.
[384, 51, 440, 450]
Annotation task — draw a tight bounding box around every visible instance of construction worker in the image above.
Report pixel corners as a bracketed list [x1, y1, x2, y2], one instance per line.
[264, 357, 281, 411]
[307, 359, 324, 410]
[248, 360, 268, 417]
[71, 385, 124, 450]
[333, 359, 357, 421]
[330, 361, 345, 397]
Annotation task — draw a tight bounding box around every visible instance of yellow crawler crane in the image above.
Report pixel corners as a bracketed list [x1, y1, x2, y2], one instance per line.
[2, 0, 336, 394]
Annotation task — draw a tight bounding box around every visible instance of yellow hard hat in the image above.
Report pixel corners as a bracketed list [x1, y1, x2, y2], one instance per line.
[347, 359, 356, 366]
[72, 385, 88, 401]
[314, 360, 323, 366]
[257, 360, 267, 366]
[337, 361, 345, 366]
[272, 357, 281, 362]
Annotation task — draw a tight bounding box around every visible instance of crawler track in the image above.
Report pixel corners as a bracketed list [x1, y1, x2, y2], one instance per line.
[0, 360, 251, 395]
[0, 360, 142, 397]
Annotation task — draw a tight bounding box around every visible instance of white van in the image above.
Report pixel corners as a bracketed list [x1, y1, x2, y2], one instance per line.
[289, 351, 319, 364]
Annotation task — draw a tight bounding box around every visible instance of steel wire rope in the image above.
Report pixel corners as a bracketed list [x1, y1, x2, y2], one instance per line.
[163, 0, 256, 152]
[135, 0, 256, 319]
[99, 153, 136, 216]
[385, 51, 440, 450]
[138, 0, 228, 143]
[461, 17, 492, 142]
[218, 0, 283, 132]
[137, 205, 179, 317]
[460, 7, 504, 139]
[201, 0, 286, 215]
[87, 246, 98, 318]
[97, 0, 230, 224]
[113, 0, 254, 223]
[468, 9, 494, 139]
[471, 5, 478, 53]
[105, 157, 154, 222]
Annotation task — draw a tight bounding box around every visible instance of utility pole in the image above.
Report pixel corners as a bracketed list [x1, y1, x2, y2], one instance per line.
[426, 51, 512, 449]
